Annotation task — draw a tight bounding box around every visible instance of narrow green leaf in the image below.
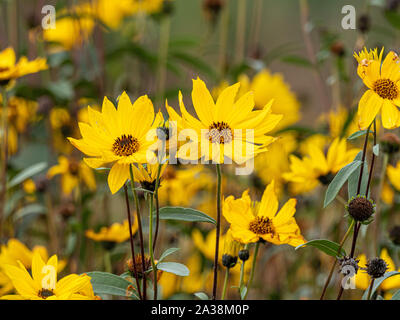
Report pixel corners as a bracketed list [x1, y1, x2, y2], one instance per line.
[240, 286, 248, 300]
[362, 271, 400, 300]
[295, 239, 346, 258]
[86, 271, 138, 299]
[391, 289, 400, 300]
[324, 160, 362, 208]
[373, 144, 379, 156]
[157, 262, 190, 276]
[158, 207, 216, 224]
[13, 204, 46, 221]
[158, 248, 180, 262]
[194, 292, 209, 300]
[8, 162, 47, 189]
[347, 130, 373, 140]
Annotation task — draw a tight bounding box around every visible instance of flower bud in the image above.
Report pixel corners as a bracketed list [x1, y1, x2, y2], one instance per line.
[366, 258, 388, 278]
[238, 249, 250, 262]
[389, 225, 400, 246]
[358, 14, 371, 33]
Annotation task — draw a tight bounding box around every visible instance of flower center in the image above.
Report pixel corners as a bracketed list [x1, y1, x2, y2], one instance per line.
[112, 134, 139, 157]
[373, 78, 398, 100]
[0, 66, 10, 72]
[68, 160, 80, 176]
[38, 288, 54, 299]
[207, 121, 233, 144]
[249, 216, 274, 235]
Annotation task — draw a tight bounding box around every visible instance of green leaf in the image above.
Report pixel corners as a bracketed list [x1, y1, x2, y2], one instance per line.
[347, 130, 373, 140]
[194, 292, 209, 300]
[48, 80, 74, 101]
[13, 204, 46, 221]
[324, 160, 362, 208]
[385, 10, 400, 30]
[391, 289, 400, 300]
[240, 286, 248, 300]
[348, 152, 369, 199]
[295, 239, 346, 258]
[158, 248, 180, 262]
[86, 271, 138, 299]
[157, 262, 190, 276]
[158, 207, 216, 224]
[8, 162, 47, 189]
[362, 271, 400, 300]
[373, 144, 379, 156]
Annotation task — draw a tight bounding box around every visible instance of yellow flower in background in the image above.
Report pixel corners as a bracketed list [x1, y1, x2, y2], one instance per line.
[356, 249, 400, 292]
[1, 252, 94, 300]
[283, 138, 359, 194]
[95, 0, 136, 29]
[223, 181, 305, 246]
[298, 134, 328, 156]
[85, 219, 138, 243]
[47, 156, 96, 195]
[320, 106, 359, 139]
[131, 161, 168, 191]
[172, 78, 282, 163]
[387, 161, 400, 192]
[254, 132, 297, 195]
[131, 0, 164, 14]
[43, 3, 95, 50]
[381, 182, 394, 205]
[192, 229, 224, 262]
[68, 92, 162, 194]
[0, 47, 47, 82]
[354, 47, 400, 129]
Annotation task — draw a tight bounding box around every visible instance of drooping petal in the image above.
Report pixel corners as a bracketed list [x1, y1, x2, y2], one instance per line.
[107, 163, 130, 194]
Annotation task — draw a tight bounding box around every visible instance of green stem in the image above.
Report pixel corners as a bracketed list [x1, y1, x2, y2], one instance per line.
[152, 162, 163, 253]
[244, 241, 260, 300]
[104, 250, 112, 273]
[212, 164, 222, 300]
[221, 268, 230, 300]
[367, 278, 375, 300]
[320, 219, 355, 300]
[129, 164, 147, 300]
[238, 244, 249, 297]
[148, 193, 157, 300]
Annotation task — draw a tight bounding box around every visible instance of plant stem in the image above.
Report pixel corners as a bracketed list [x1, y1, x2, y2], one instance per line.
[221, 268, 230, 300]
[123, 184, 142, 300]
[212, 163, 222, 300]
[357, 123, 372, 195]
[152, 162, 163, 253]
[320, 219, 355, 300]
[238, 244, 249, 297]
[156, 16, 171, 104]
[244, 241, 260, 300]
[129, 164, 147, 300]
[104, 250, 112, 273]
[235, 0, 246, 64]
[0, 86, 8, 238]
[148, 193, 158, 300]
[218, 1, 229, 79]
[367, 278, 375, 300]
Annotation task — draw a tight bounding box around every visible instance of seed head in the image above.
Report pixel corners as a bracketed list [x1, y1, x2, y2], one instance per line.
[366, 258, 388, 278]
[238, 249, 250, 262]
[222, 254, 237, 268]
[389, 225, 400, 246]
[346, 196, 375, 222]
[338, 256, 360, 275]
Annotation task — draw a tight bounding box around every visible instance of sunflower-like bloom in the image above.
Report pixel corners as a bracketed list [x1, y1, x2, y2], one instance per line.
[354, 47, 400, 129]
[131, 161, 168, 192]
[222, 181, 305, 246]
[283, 138, 359, 194]
[68, 92, 162, 194]
[356, 248, 400, 296]
[47, 156, 96, 195]
[1, 252, 96, 300]
[85, 219, 138, 243]
[168, 78, 282, 164]
[0, 47, 47, 83]
[319, 106, 360, 139]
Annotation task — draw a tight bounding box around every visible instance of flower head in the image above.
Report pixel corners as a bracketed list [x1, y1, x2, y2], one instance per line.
[85, 219, 138, 244]
[222, 181, 305, 246]
[354, 47, 400, 129]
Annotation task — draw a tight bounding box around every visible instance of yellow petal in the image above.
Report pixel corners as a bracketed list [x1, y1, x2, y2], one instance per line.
[107, 163, 129, 194]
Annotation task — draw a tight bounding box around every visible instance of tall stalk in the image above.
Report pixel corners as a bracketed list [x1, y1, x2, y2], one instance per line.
[0, 86, 8, 238]
[148, 193, 158, 300]
[212, 163, 222, 300]
[129, 164, 147, 300]
[244, 241, 260, 300]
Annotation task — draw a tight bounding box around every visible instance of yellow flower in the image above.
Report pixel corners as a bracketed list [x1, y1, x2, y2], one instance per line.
[283, 138, 359, 194]
[387, 160, 400, 192]
[192, 229, 224, 261]
[354, 47, 400, 129]
[169, 78, 282, 164]
[382, 182, 394, 205]
[254, 132, 297, 195]
[95, 0, 136, 29]
[23, 179, 36, 194]
[356, 249, 400, 291]
[0, 47, 47, 82]
[68, 92, 162, 194]
[319, 106, 359, 139]
[223, 181, 305, 246]
[131, 161, 168, 191]
[43, 4, 95, 50]
[85, 219, 138, 243]
[47, 155, 96, 195]
[1, 252, 94, 300]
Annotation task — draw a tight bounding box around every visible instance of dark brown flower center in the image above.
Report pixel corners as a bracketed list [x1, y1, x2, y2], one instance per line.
[207, 121, 233, 144]
[68, 160, 80, 175]
[112, 134, 139, 157]
[38, 288, 54, 299]
[373, 78, 398, 100]
[0, 66, 10, 72]
[249, 216, 274, 235]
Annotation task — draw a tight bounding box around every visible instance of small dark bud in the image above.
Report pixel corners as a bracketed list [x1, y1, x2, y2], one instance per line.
[338, 256, 359, 275]
[156, 127, 170, 141]
[381, 133, 400, 154]
[58, 202, 75, 220]
[238, 249, 250, 262]
[330, 42, 346, 57]
[358, 14, 371, 33]
[346, 196, 375, 222]
[140, 181, 157, 192]
[366, 258, 388, 278]
[101, 241, 116, 251]
[34, 175, 49, 193]
[222, 254, 237, 268]
[389, 225, 400, 246]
